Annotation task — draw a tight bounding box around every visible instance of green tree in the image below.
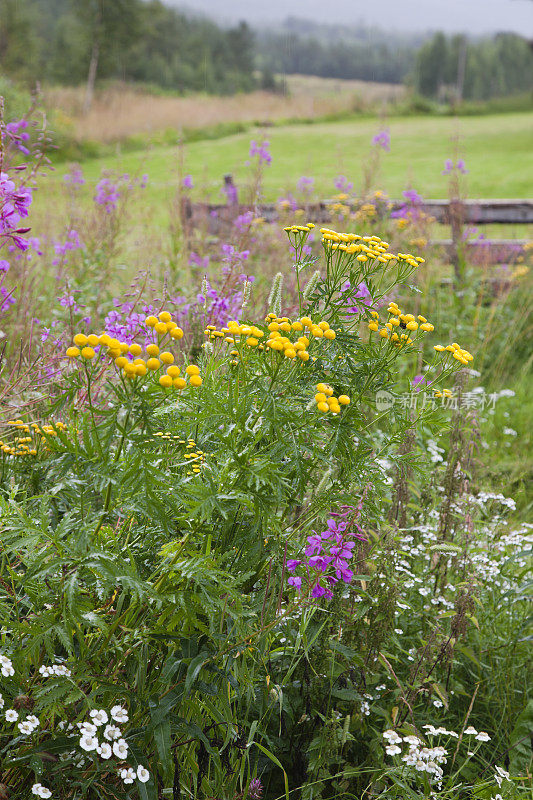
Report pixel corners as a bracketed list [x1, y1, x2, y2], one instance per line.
[70, 0, 142, 111]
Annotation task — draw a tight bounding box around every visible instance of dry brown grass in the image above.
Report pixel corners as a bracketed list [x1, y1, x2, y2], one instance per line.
[44, 76, 405, 144]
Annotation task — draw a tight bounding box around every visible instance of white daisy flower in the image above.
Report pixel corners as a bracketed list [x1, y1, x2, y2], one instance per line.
[79, 722, 98, 736]
[104, 724, 122, 741]
[31, 784, 52, 798]
[385, 744, 402, 756]
[18, 720, 34, 735]
[475, 731, 491, 742]
[112, 738, 129, 759]
[464, 726, 478, 735]
[97, 742, 112, 760]
[89, 709, 108, 727]
[120, 767, 136, 784]
[26, 715, 40, 728]
[79, 734, 99, 752]
[110, 705, 129, 723]
[5, 709, 18, 722]
[137, 765, 150, 783]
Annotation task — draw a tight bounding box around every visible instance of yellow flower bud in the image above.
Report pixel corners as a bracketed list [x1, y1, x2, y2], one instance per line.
[81, 347, 95, 359]
[160, 351, 174, 365]
[155, 322, 167, 335]
[189, 375, 202, 387]
[297, 350, 310, 361]
[115, 356, 128, 368]
[338, 395, 350, 405]
[159, 375, 173, 388]
[129, 343, 142, 356]
[324, 329, 336, 340]
[317, 402, 329, 413]
[87, 334, 99, 347]
[66, 347, 80, 358]
[173, 377, 186, 389]
[147, 358, 161, 371]
[159, 311, 172, 323]
[145, 315, 158, 327]
[170, 327, 184, 339]
[166, 365, 181, 377]
[73, 333, 88, 347]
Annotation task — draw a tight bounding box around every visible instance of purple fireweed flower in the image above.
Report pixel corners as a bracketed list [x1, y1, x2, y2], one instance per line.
[182, 174, 193, 189]
[372, 128, 391, 152]
[287, 559, 302, 573]
[287, 504, 368, 601]
[222, 181, 238, 205]
[0, 259, 9, 273]
[189, 252, 210, 271]
[5, 119, 31, 155]
[63, 165, 85, 187]
[442, 159, 468, 176]
[249, 139, 272, 165]
[342, 280, 372, 314]
[390, 188, 425, 221]
[305, 533, 324, 557]
[412, 375, 427, 391]
[334, 175, 354, 194]
[94, 178, 120, 213]
[0, 285, 15, 311]
[297, 175, 314, 195]
[288, 576, 302, 590]
[234, 210, 254, 233]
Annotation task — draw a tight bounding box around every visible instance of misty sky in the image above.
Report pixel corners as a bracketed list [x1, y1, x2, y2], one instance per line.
[177, 0, 533, 35]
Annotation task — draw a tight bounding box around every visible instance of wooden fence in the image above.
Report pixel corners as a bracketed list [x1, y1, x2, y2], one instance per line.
[180, 198, 532, 264]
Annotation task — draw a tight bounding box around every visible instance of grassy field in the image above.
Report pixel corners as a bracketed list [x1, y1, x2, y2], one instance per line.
[52, 111, 533, 201]
[45, 75, 404, 144]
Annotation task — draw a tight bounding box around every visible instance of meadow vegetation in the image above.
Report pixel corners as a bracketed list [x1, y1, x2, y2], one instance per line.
[0, 93, 531, 800]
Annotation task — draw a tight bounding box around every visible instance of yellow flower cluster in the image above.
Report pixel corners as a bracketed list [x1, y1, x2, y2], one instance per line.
[354, 203, 377, 222]
[1, 419, 67, 456]
[320, 228, 424, 268]
[152, 434, 205, 475]
[204, 314, 337, 364]
[314, 383, 350, 414]
[434, 389, 453, 399]
[283, 222, 315, 234]
[433, 342, 474, 365]
[367, 302, 434, 347]
[66, 311, 202, 389]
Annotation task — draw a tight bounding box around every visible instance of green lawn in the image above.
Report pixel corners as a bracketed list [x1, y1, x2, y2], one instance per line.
[56, 112, 533, 201]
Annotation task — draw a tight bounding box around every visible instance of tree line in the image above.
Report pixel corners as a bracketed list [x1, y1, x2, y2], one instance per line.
[413, 32, 533, 101]
[0, 0, 255, 99]
[0, 0, 531, 104]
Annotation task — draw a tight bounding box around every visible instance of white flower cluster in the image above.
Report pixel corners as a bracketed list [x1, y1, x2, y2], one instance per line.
[31, 783, 52, 798]
[383, 730, 448, 784]
[4, 708, 40, 735]
[383, 724, 494, 788]
[75, 706, 149, 785]
[39, 663, 72, 678]
[0, 654, 15, 677]
[464, 725, 491, 741]
[120, 765, 149, 784]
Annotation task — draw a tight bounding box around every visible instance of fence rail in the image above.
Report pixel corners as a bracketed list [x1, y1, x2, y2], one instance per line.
[181, 198, 531, 264]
